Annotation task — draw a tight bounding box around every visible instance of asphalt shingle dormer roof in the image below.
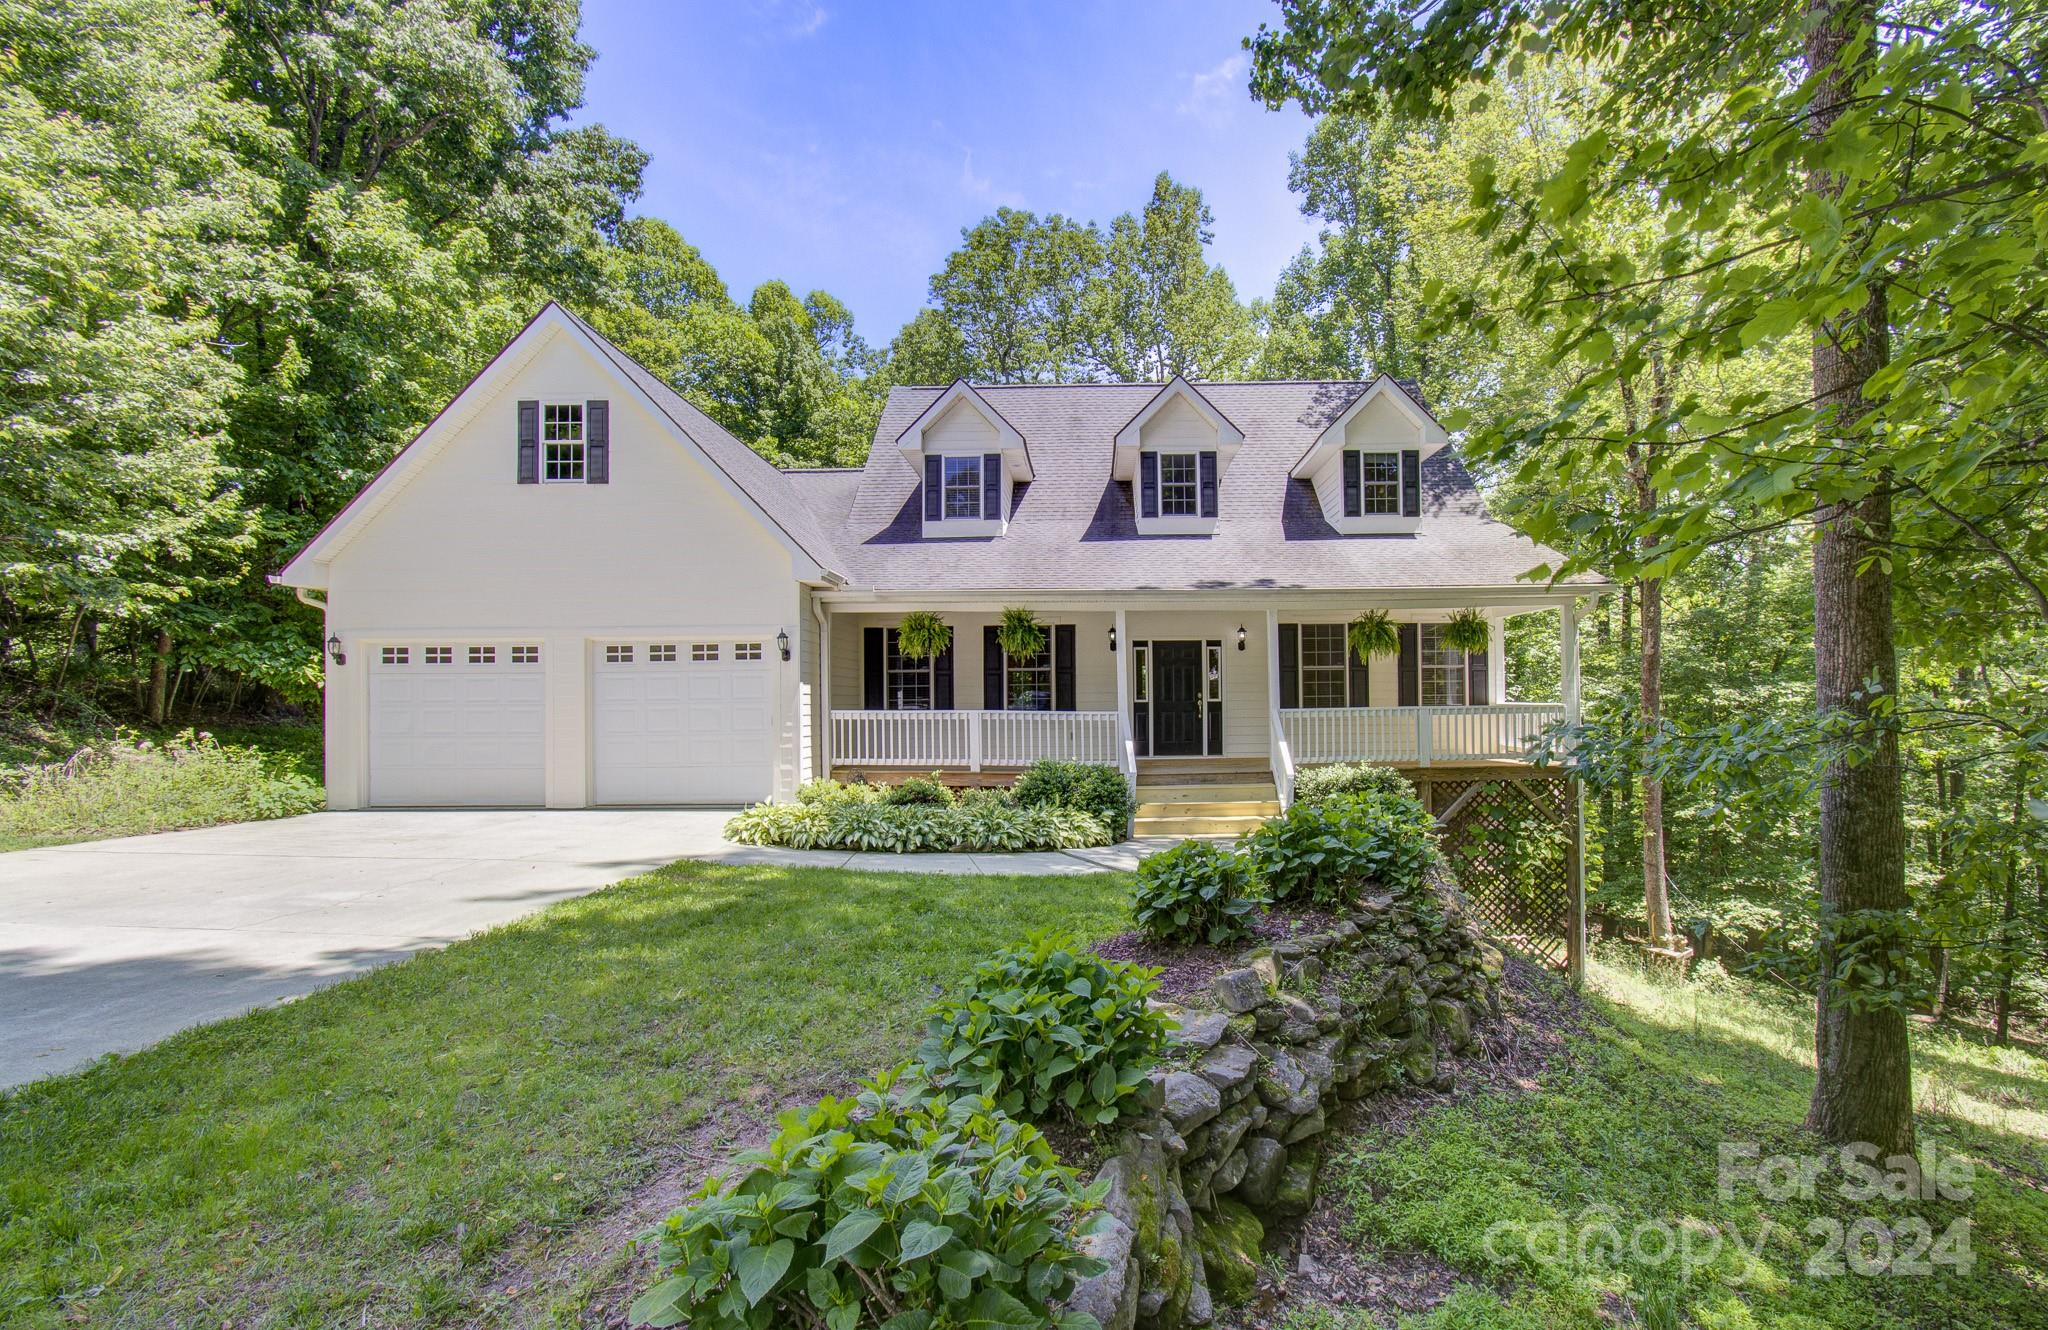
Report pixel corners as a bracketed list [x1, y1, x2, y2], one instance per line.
[788, 381, 1581, 595]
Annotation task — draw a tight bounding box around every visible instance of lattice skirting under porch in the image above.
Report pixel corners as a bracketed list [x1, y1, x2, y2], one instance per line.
[1409, 770, 1586, 977]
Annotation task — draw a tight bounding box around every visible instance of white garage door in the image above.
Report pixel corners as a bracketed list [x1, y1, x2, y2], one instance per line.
[593, 639, 774, 805]
[368, 643, 545, 806]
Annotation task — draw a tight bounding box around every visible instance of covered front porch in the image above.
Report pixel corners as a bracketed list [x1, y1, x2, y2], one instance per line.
[812, 594, 1588, 802]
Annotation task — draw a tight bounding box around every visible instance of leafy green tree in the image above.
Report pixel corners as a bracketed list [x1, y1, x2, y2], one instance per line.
[921, 206, 1103, 382]
[0, 0, 268, 691]
[1254, 0, 2048, 1153]
[1083, 172, 1258, 382]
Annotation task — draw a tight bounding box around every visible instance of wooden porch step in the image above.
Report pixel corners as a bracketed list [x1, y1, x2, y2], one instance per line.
[1131, 813, 1272, 838]
[1134, 799, 1281, 820]
[1134, 782, 1278, 804]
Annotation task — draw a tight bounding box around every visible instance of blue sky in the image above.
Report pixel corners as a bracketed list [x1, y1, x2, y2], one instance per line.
[571, 0, 1320, 343]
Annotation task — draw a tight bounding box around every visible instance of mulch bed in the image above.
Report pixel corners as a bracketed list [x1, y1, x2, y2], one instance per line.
[1219, 955, 1588, 1328]
[1093, 909, 1344, 1004]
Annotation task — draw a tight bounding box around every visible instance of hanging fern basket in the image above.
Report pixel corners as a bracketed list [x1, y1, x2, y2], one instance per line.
[896, 611, 952, 661]
[1443, 608, 1492, 655]
[1346, 610, 1400, 664]
[996, 607, 1047, 659]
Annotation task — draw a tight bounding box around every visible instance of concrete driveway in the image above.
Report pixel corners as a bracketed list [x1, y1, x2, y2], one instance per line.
[0, 809, 738, 1088]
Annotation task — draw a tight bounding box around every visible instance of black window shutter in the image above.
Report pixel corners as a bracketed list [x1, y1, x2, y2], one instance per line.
[924, 457, 943, 520]
[1343, 449, 1362, 517]
[1466, 648, 1489, 706]
[1140, 451, 1159, 519]
[1054, 625, 1076, 711]
[1277, 623, 1299, 709]
[1397, 623, 1420, 706]
[982, 626, 1003, 709]
[982, 453, 1001, 519]
[934, 634, 955, 709]
[517, 400, 539, 484]
[1349, 636, 1371, 706]
[863, 628, 885, 709]
[1198, 450, 1219, 518]
[585, 399, 609, 484]
[1401, 449, 1421, 517]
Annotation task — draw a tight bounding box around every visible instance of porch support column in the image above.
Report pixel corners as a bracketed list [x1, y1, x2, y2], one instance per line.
[815, 599, 832, 782]
[1489, 614, 1508, 702]
[1113, 608, 1131, 780]
[1561, 601, 1581, 724]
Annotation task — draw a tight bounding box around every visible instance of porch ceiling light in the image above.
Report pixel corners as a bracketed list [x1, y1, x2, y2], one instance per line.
[1235, 625, 1247, 652]
[325, 632, 346, 666]
[776, 628, 791, 662]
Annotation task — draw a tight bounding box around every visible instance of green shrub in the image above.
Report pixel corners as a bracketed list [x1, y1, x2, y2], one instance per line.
[630, 1066, 1110, 1330]
[1242, 788, 1438, 907]
[795, 778, 884, 807]
[723, 801, 1109, 853]
[0, 730, 324, 845]
[1292, 762, 1414, 806]
[955, 785, 1015, 811]
[1132, 840, 1267, 945]
[919, 930, 1171, 1125]
[1012, 761, 1133, 840]
[883, 773, 955, 807]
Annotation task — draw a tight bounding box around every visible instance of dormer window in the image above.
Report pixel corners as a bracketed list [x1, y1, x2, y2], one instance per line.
[1115, 377, 1240, 535]
[1344, 450, 1402, 516]
[1159, 453, 1200, 516]
[942, 455, 984, 519]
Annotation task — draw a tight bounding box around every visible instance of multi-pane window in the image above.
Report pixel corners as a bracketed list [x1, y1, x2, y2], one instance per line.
[941, 455, 983, 519]
[1356, 451, 1401, 514]
[424, 646, 453, 665]
[605, 644, 633, 664]
[1298, 624, 1349, 708]
[511, 646, 540, 664]
[543, 403, 585, 482]
[1004, 642, 1053, 712]
[690, 642, 718, 662]
[468, 646, 495, 665]
[883, 629, 932, 710]
[735, 642, 764, 661]
[1419, 624, 1468, 706]
[1159, 452, 1199, 516]
[649, 644, 678, 663]
[381, 646, 409, 666]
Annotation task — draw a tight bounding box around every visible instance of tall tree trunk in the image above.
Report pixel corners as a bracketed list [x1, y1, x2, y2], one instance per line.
[146, 630, 172, 726]
[1804, 0, 1915, 1159]
[1624, 354, 1677, 950]
[1994, 758, 2027, 1045]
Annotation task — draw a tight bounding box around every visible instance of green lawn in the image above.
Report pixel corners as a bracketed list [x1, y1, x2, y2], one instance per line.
[1316, 956, 2048, 1330]
[0, 861, 1133, 1328]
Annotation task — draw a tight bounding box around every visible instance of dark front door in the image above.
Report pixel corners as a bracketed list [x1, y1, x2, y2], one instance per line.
[1152, 640, 1205, 756]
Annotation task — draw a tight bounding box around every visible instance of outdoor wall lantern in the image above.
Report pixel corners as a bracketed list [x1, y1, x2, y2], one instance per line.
[325, 633, 346, 667]
[1108, 625, 1118, 652]
[776, 628, 791, 662]
[1235, 625, 1247, 652]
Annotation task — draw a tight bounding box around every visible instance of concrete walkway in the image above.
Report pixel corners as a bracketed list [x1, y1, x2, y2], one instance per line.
[0, 809, 1155, 1087]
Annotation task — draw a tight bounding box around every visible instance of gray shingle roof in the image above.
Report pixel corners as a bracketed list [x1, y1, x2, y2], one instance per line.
[788, 381, 1580, 594]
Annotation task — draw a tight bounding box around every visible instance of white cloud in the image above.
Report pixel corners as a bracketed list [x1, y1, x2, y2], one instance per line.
[1178, 53, 1249, 125]
[750, 0, 828, 39]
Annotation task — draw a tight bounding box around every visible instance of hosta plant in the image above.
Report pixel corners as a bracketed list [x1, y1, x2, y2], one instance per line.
[1132, 840, 1267, 945]
[1010, 760, 1133, 840]
[919, 931, 1172, 1125]
[883, 773, 955, 806]
[1292, 762, 1414, 806]
[1346, 609, 1400, 663]
[631, 1065, 1109, 1330]
[722, 802, 1108, 853]
[896, 610, 952, 662]
[1442, 608, 1491, 655]
[1241, 786, 1439, 907]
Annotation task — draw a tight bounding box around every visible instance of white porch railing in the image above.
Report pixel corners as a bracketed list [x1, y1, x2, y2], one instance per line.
[1280, 703, 1565, 766]
[831, 709, 1121, 770]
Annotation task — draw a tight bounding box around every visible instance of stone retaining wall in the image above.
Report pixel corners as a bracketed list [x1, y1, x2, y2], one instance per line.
[1066, 880, 1505, 1330]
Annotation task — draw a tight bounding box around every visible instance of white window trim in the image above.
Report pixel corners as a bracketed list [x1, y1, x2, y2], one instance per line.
[541, 399, 587, 485]
[1418, 623, 1469, 707]
[1000, 632, 1061, 712]
[940, 455, 984, 521]
[1350, 450, 1402, 515]
[882, 627, 936, 711]
[1157, 451, 1202, 518]
[1295, 622, 1353, 709]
